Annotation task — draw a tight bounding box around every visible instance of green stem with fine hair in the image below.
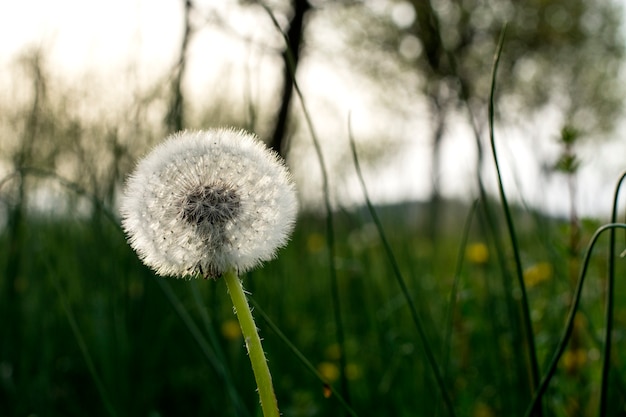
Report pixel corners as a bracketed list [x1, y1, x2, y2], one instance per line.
[223, 268, 279, 417]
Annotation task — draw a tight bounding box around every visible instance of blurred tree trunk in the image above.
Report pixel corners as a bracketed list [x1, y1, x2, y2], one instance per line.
[414, 1, 447, 243]
[269, 0, 311, 157]
[1, 50, 46, 412]
[165, 0, 194, 133]
[427, 98, 446, 243]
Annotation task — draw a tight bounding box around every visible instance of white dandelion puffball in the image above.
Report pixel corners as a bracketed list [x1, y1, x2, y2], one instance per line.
[120, 128, 298, 278]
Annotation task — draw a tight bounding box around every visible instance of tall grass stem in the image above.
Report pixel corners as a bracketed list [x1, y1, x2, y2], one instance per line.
[442, 200, 479, 373]
[156, 278, 249, 416]
[488, 27, 541, 413]
[262, 4, 352, 406]
[522, 223, 626, 417]
[48, 271, 117, 417]
[189, 281, 249, 417]
[348, 119, 456, 417]
[600, 171, 626, 416]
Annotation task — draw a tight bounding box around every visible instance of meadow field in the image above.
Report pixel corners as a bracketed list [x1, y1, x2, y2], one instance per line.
[1, 194, 625, 416]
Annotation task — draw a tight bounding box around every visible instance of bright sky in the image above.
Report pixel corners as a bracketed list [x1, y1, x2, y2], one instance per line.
[1, 1, 177, 70]
[1, 0, 625, 218]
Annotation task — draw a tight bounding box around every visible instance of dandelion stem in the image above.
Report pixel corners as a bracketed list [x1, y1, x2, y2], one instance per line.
[224, 268, 279, 417]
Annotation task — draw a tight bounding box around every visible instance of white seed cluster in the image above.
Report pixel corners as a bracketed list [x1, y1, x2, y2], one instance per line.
[120, 128, 298, 278]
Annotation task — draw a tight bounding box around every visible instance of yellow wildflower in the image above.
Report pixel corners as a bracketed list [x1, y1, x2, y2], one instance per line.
[473, 402, 495, 417]
[221, 319, 242, 341]
[523, 262, 553, 288]
[317, 362, 340, 383]
[562, 349, 587, 374]
[307, 233, 325, 253]
[466, 242, 489, 265]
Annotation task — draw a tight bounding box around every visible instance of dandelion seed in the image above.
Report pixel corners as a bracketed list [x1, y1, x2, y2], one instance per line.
[120, 128, 298, 279]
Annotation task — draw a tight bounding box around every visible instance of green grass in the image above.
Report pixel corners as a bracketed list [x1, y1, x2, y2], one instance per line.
[1, 199, 625, 417]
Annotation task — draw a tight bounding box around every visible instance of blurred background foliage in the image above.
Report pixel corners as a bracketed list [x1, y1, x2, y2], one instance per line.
[1, 0, 626, 416]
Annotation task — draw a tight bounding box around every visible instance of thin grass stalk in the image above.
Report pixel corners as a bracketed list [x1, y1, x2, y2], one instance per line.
[488, 28, 541, 411]
[448, 31, 529, 399]
[248, 297, 360, 417]
[434, 27, 528, 410]
[261, 4, 352, 407]
[6, 169, 117, 416]
[473, 132, 528, 412]
[600, 171, 626, 416]
[189, 281, 228, 364]
[290, 48, 352, 415]
[522, 223, 626, 417]
[409, 11, 528, 391]
[442, 199, 479, 374]
[47, 271, 117, 417]
[155, 277, 251, 411]
[347, 121, 456, 417]
[442, 33, 530, 410]
[189, 281, 250, 417]
[425, 13, 529, 410]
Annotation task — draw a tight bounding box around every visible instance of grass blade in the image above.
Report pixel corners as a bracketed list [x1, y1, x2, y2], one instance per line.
[348, 119, 456, 417]
[189, 281, 251, 417]
[488, 27, 541, 413]
[155, 278, 248, 416]
[600, 171, 626, 416]
[442, 199, 479, 374]
[522, 223, 626, 417]
[47, 270, 117, 417]
[261, 4, 352, 407]
[249, 297, 360, 417]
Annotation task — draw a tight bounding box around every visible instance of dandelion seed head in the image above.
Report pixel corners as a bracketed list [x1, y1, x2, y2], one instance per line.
[120, 128, 298, 278]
